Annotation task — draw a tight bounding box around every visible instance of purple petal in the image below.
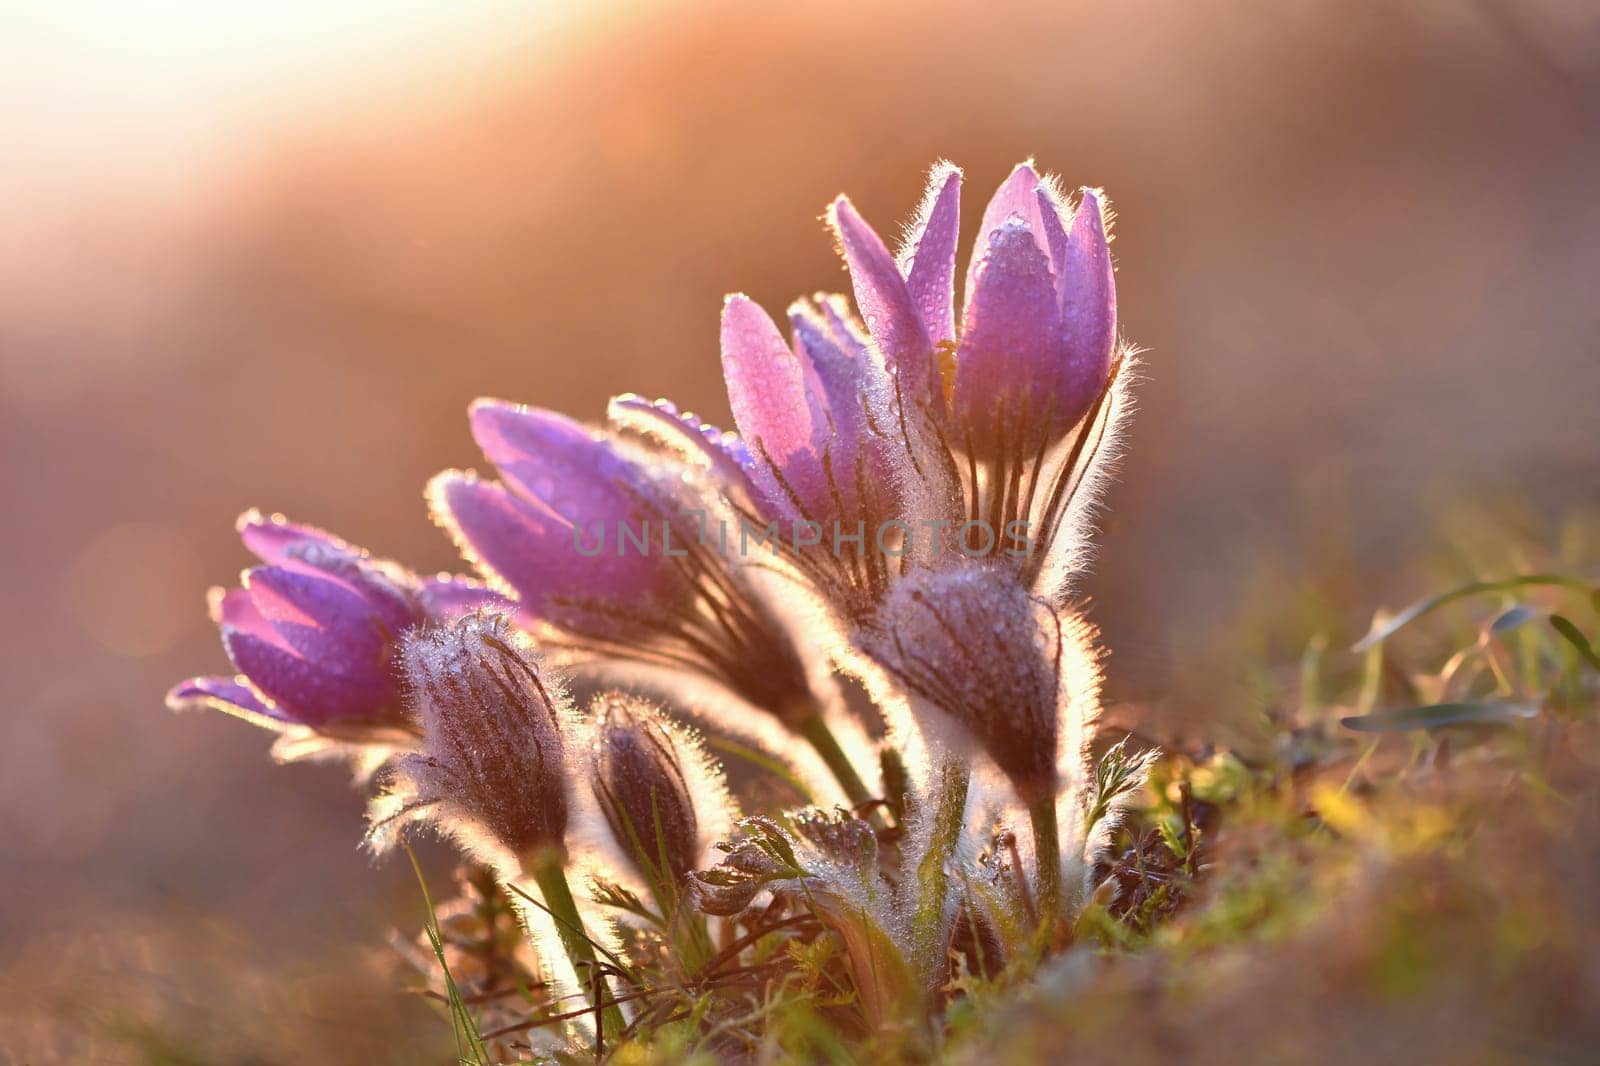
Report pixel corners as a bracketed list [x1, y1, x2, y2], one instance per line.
[416, 574, 515, 621]
[788, 300, 871, 446]
[237, 510, 348, 566]
[166, 675, 294, 728]
[606, 394, 758, 500]
[903, 164, 962, 346]
[222, 628, 394, 724]
[721, 295, 829, 519]
[430, 471, 571, 611]
[828, 196, 937, 406]
[469, 401, 638, 526]
[817, 296, 874, 362]
[237, 510, 418, 635]
[1036, 186, 1070, 279]
[429, 471, 684, 625]
[244, 566, 392, 676]
[1056, 187, 1117, 421]
[301, 552, 420, 637]
[963, 163, 1049, 312]
[789, 295, 870, 388]
[953, 218, 1064, 449]
[786, 297, 906, 524]
[211, 585, 282, 644]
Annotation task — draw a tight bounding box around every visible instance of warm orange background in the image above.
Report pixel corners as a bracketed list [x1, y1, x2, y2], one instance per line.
[3, 1, 1596, 1057]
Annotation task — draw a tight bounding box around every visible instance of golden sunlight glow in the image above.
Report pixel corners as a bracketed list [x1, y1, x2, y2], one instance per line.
[9, 2, 562, 85]
[1, 1, 581, 196]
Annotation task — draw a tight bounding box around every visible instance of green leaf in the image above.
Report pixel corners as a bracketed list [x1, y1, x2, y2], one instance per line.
[1352, 574, 1592, 651]
[1550, 615, 1600, 671]
[1340, 701, 1539, 733]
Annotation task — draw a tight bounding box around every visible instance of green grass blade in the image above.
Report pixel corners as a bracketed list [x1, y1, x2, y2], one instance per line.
[1352, 574, 1593, 651]
[1340, 701, 1539, 733]
[1550, 615, 1600, 671]
[406, 846, 491, 1065]
[705, 735, 815, 803]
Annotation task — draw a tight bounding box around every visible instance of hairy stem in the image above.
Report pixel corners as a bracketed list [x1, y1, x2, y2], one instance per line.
[909, 759, 971, 992]
[526, 851, 626, 1045]
[795, 712, 872, 809]
[1027, 795, 1062, 926]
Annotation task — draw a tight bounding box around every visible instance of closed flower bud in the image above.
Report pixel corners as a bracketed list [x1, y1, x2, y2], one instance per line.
[867, 564, 1062, 804]
[397, 613, 572, 863]
[591, 695, 705, 887]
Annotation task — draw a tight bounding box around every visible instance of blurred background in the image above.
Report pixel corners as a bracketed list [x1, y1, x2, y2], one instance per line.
[2, 0, 1597, 1059]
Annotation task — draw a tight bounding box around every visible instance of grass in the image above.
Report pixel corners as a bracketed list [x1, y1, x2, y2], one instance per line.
[407, 845, 492, 1065]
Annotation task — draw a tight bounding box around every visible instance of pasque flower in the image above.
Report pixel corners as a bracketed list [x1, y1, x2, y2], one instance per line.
[831, 161, 1116, 454]
[720, 292, 906, 614]
[719, 161, 1125, 617]
[780, 161, 1129, 953]
[948, 164, 1116, 457]
[591, 693, 733, 889]
[430, 402, 694, 637]
[166, 157, 1144, 1053]
[841, 163, 1123, 578]
[167, 510, 504, 737]
[430, 398, 876, 807]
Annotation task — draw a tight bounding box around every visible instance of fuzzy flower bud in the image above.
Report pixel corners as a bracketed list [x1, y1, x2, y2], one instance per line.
[867, 564, 1062, 803]
[591, 695, 703, 887]
[397, 613, 571, 862]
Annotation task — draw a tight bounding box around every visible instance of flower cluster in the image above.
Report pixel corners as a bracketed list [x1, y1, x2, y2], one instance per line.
[169, 159, 1144, 1055]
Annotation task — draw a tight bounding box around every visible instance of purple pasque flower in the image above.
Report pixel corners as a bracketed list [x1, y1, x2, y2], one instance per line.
[167, 510, 506, 736]
[719, 291, 906, 614]
[429, 401, 697, 639]
[429, 399, 825, 732]
[704, 161, 1126, 623]
[824, 161, 1128, 593]
[952, 164, 1116, 457]
[833, 161, 1116, 458]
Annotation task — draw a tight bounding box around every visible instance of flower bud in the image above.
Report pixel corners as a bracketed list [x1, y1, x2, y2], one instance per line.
[867, 564, 1061, 803]
[591, 695, 702, 887]
[397, 613, 571, 862]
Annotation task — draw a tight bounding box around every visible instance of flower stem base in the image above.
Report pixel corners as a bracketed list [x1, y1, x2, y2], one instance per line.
[526, 851, 626, 1047]
[909, 759, 971, 995]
